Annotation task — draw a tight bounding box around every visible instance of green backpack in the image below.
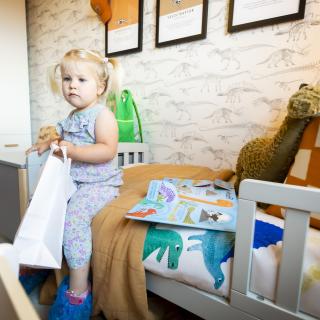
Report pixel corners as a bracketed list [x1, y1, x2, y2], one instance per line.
[109, 89, 143, 143]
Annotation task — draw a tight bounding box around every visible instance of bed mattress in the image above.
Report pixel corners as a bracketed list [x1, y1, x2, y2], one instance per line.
[143, 210, 320, 318]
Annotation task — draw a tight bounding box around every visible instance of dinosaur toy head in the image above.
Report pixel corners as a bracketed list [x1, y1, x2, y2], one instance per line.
[287, 85, 320, 119]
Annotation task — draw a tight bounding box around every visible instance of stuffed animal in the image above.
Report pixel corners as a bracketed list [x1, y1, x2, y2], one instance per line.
[37, 126, 60, 144]
[235, 85, 320, 193]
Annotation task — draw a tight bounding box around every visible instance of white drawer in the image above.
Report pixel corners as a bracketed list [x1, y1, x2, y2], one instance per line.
[0, 134, 31, 152]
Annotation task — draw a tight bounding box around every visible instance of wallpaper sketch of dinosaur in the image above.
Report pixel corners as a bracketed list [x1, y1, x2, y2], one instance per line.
[257, 47, 307, 68]
[218, 86, 261, 104]
[174, 134, 208, 149]
[252, 59, 320, 80]
[275, 19, 320, 42]
[27, 0, 320, 170]
[209, 44, 275, 70]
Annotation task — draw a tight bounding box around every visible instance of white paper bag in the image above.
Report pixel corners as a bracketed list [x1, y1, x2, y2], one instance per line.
[13, 145, 76, 269]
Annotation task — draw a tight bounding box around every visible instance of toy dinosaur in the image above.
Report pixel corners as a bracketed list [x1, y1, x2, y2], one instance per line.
[235, 85, 320, 193]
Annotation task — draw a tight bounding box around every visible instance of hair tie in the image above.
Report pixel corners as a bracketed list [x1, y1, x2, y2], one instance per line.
[102, 57, 109, 64]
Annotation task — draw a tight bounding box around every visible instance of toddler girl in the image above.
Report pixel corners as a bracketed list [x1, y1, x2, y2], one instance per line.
[32, 49, 123, 319]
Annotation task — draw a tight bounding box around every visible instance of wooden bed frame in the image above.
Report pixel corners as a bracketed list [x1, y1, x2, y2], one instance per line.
[25, 143, 320, 320]
[0, 244, 40, 320]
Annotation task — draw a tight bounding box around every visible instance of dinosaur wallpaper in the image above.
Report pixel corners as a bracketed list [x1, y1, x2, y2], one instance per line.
[26, 0, 320, 170]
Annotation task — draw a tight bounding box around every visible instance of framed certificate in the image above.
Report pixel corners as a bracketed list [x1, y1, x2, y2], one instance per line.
[228, 0, 306, 33]
[105, 0, 143, 57]
[156, 0, 208, 48]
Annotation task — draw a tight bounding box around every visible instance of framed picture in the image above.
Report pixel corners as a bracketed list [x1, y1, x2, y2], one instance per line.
[105, 0, 143, 57]
[228, 0, 306, 33]
[156, 0, 208, 48]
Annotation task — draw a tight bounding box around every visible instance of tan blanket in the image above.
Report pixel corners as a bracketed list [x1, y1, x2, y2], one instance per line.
[91, 164, 233, 319]
[40, 164, 233, 319]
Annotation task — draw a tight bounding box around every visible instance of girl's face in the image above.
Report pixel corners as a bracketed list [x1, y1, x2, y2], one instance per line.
[61, 60, 105, 111]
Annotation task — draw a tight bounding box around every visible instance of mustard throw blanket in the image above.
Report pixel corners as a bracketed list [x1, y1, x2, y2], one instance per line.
[40, 164, 234, 319]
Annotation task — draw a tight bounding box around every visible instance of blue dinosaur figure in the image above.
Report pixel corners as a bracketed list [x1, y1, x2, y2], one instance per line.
[143, 224, 183, 270]
[188, 230, 235, 289]
[187, 219, 283, 290]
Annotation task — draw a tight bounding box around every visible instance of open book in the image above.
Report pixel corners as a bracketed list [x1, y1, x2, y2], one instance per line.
[125, 178, 238, 232]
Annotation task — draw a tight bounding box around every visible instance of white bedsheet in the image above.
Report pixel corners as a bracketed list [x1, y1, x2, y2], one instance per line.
[143, 210, 320, 318]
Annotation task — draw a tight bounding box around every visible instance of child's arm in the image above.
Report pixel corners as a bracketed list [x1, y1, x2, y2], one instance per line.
[59, 108, 118, 163]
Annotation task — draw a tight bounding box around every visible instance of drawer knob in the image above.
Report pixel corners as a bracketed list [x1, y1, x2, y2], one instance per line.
[4, 144, 19, 147]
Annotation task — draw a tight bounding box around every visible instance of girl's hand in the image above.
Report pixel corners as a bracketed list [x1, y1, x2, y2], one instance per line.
[57, 140, 76, 158]
[26, 140, 51, 155]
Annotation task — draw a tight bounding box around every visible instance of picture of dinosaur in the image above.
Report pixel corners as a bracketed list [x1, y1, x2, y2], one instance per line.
[199, 209, 231, 224]
[187, 219, 283, 290]
[127, 208, 156, 218]
[188, 230, 235, 289]
[139, 199, 165, 210]
[143, 225, 183, 270]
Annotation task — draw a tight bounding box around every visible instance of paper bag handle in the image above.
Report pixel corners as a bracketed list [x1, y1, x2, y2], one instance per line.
[50, 143, 68, 162]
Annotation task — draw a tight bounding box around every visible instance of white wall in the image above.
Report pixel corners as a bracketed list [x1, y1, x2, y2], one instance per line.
[0, 0, 31, 150]
[26, 0, 320, 170]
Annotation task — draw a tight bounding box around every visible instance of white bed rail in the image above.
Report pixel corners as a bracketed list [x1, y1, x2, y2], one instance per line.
[112, 142, 149, 167]
[231, 179, 320, 320]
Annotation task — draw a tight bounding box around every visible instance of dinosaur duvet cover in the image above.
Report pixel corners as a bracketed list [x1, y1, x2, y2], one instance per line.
[142, 210, 320, 318]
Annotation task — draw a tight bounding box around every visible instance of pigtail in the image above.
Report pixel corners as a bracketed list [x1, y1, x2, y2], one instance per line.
[106, 58, 122, 97]
[48, 63, 61, 95]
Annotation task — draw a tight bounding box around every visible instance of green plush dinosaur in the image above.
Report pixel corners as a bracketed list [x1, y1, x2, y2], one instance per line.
[235, 85, 320, 193]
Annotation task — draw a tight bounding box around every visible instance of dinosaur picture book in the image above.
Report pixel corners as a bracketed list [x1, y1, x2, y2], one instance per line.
[125, 178, 238, 232]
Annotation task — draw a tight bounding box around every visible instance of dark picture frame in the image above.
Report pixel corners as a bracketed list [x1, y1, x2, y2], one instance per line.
[156, 0, 208, 48]
[228, 0, 306, 33]
[105, 0, 143, 57]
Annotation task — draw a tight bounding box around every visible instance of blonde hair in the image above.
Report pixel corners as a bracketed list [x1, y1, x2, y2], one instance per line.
[49, 49, 120, 101]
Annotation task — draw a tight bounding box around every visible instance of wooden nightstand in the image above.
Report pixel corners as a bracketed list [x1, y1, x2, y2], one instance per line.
[0, 152, 28, 241]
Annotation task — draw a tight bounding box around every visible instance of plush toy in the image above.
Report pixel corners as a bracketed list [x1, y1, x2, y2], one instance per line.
[235, 85, 320, 193]
[36, 126, 60, 143]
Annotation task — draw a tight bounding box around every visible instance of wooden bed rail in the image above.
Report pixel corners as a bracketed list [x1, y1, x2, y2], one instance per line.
[231, 179, 320, 320]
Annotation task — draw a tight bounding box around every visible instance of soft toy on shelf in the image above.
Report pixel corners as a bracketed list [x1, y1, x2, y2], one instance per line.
[235, 84, 320, 193]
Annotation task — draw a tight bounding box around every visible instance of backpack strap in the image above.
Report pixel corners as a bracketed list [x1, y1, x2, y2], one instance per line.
[125, 90, 143, 143]
[131, 96, 143, 143]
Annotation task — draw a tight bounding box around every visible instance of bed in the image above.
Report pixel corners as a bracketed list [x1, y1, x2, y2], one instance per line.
[25, 143, 320, 320]
[0, 243, 40, 320]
